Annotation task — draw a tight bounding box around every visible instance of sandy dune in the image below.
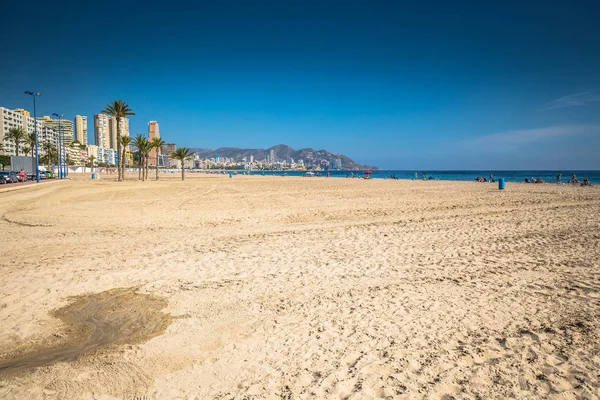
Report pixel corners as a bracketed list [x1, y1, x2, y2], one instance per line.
[0, 175, 599, 399]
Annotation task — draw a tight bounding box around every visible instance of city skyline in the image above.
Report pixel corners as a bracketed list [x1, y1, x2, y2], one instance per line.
[1, 2, 599, 169]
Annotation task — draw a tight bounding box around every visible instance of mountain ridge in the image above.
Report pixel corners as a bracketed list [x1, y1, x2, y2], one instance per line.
[187, 144, 377, 170]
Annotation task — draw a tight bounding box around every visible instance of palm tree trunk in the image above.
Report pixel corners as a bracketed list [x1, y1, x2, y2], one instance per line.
[181, 163, 185, 180]
[156, 150, 160, 180]
[116, 117, 122, 182]
[145, 155, 149, 180]
[15, 140, 20, 157]
[31, 146, 35, 175]
[121, 148, 125, 180]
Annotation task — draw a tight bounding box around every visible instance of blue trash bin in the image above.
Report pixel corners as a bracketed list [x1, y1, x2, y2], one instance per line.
[499, 177, 505, 190]
[229, 173, 232, 178]
[91, 173, 96, 179]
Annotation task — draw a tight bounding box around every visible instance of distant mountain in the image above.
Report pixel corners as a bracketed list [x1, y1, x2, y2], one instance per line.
[188, 144, 377, 170]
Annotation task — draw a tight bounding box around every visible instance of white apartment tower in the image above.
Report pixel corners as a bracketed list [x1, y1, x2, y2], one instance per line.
[94, 114, 129, 149]
[0, 107, 40, 156]
[94, 114, 110, 148]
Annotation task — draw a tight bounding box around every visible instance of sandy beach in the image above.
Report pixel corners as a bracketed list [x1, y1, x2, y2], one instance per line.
[0, 175, 599, 399]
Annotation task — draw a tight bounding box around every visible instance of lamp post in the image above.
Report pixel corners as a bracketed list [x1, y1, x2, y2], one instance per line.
[52, 113, 64, 179]
[24, 91, 41, 183]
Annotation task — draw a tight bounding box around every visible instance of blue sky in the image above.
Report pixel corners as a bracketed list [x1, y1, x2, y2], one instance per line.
[1, 0, 599, 169]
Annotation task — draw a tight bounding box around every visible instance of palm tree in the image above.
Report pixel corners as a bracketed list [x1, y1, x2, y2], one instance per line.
[171, 148, 193, 181]
[101, 100, 135, 181]
[132, 134, 149, 181]
[23, 145, 32, 157]
[25, 132, 36, 173]
[26, 132, 36, 151]
[89, 155, 96, 172]
[150, 137, 166, 180]
[42, 141, 57, 171]
[120, 136, 132, 180]
[6, 127, 27, 156]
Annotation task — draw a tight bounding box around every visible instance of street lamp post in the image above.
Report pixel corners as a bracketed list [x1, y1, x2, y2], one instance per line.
[52, 113, 64, 179]
[24, 91, 41, 183]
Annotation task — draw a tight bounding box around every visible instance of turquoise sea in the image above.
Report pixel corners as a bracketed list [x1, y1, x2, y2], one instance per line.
[240, 170, 600, 184]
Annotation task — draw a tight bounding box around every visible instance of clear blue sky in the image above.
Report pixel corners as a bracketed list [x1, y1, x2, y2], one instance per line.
[1, 0, 599, 169]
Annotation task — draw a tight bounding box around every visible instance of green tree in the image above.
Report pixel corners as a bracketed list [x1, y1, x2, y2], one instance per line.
[26, 132, 36, 151]
[89, 155, 96, 173]
[120, 135, 132, 180]
[132, 134, 149, 181]
[0, 155, 10, 170]
[6, 127, 27, 156]
[171, 148, 193, 181]
[101, 100, 135, 182]
[25, 132, 36, 173]
[41, 142, 58, 171]
[151, 137, 166, 180]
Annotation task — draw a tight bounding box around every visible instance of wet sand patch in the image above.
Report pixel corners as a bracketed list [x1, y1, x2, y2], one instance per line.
[0, 287, 173, 376]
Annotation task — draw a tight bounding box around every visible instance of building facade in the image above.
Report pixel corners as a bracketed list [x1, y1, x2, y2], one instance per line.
[108, 117, 129, 149]
[74, 115, 88, 145]
[1, 106, 39, 156]
[37, 116, 74, 146]
[148, 121, 160, 164]
[94, 114, 129, 150]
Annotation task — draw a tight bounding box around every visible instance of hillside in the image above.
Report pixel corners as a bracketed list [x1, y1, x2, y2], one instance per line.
[188, 144, 376, 170]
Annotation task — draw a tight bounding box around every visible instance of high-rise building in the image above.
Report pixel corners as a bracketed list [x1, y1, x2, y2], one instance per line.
[74, 115, 88, 145]
[37, 116, 74, 146]
[148, 121, 160, 163]
[0, 107, 39, 156]
[94, 114, 111, 148]
[108, 117, 129, 149]
[94, 114, 128, 149]
[270, 149, 275, 163]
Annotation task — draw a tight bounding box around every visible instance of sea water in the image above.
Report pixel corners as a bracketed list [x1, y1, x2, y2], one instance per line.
[241, 170, 600, 184]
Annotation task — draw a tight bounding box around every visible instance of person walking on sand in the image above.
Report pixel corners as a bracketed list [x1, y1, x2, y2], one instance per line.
[570, 173, 579, 184]
[18, 169, 26, 182]
[556, 173, 562, 184]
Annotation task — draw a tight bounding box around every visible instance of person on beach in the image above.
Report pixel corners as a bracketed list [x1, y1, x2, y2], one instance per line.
[489, 173, 494, 183]
[557, 173, 562, 184]
[18, 169, 26, 182]
[570, 174, 579, 184]
[415, 172, 418, 180]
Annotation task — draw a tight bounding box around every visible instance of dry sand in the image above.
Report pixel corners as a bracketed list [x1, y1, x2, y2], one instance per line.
[0, 175, 599, 399]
